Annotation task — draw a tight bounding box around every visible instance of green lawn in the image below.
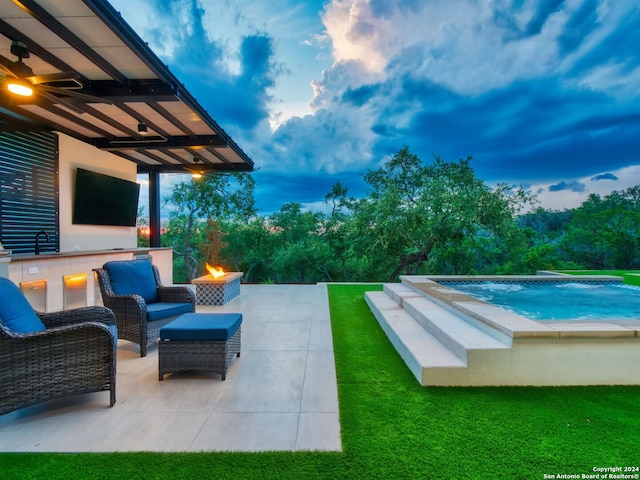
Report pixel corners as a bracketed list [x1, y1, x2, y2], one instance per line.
[558, 269, 640, 286]
[2, 283, 639, 479]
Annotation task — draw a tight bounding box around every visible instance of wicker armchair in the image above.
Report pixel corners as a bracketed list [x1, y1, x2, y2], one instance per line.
[94, 260, 195, 357]
[0, 278, 117, 415]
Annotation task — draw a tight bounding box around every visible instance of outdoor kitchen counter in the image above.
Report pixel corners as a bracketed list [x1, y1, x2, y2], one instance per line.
[9, 247, 172, 261]
[5, 248, 174, 312]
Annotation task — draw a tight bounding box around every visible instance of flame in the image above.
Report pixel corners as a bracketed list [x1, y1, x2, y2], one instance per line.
[206, 262, 225, 278]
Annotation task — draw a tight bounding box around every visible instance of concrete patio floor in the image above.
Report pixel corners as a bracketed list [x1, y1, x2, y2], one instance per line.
[0, 284, 341, 452]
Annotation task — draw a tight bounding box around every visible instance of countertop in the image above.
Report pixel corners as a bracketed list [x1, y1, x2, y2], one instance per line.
[7, 247, 171, 261]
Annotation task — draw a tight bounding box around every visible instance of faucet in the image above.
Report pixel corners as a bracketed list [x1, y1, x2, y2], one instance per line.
[35, 231, 49, 255]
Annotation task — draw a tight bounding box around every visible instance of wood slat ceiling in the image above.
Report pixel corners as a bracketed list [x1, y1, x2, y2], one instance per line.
[0, 0, 254, 174]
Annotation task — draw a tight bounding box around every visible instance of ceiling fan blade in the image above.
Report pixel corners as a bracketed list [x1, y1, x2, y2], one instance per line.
[38, 84, 112, 104]
[27, 71, 81, 85]
[36, 88, 86, 114]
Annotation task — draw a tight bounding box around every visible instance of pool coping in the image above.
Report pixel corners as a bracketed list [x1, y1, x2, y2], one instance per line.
[400, 275, 640, 340]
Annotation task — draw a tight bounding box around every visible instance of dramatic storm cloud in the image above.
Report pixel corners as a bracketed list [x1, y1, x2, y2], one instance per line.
[111, 0, 640, 215]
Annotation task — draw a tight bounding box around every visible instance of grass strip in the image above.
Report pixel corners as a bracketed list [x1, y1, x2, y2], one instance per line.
[1, 283, 639, 479]
[559, 269, 640, 286]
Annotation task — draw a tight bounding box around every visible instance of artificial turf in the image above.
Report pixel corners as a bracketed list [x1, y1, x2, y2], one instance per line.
[1, 283, 639, 479]
[559, 269, 640, 286]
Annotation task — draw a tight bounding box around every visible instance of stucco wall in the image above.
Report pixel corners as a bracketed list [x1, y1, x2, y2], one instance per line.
[58, 133, 139, 252]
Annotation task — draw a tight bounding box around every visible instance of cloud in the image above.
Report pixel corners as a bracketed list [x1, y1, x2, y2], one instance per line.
[319, 0, 640, 98]
[548, 180, 586, 193]
[322, 0, 560, 93]
[528, 165, 640, 211]
[251, 169, 367, 216]
[263, 104, 379, 174]
[591, 173, 618, 181]
[341, 83, 382, 106]
[310, 1, 640, 180]
[556, 0, 600, 55]
[526, 0, 567, 36]
[116, 0, 640, 215]
[247, 0, 640, 211]
[123, 0, 282, 131]
[175, 31, 280, 130]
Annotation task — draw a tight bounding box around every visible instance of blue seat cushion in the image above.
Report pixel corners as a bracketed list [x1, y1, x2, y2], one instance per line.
[103, 260, 159, 303]
[160, 313, 242, 341]
[0, 277, 46, 333]
[146, 302, 193, 322]
[107, 323, 118, 349]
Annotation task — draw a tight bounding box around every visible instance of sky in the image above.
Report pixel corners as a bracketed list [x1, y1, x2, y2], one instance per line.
[108, 0, 640, 216]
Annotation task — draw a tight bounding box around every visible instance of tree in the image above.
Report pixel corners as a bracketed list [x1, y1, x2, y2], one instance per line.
[268, 202, 332, 282]
[164, 172, 256, 281]
[220, 217, 273, 282]
[518, 207, 573, 238]
[201, 218, 228, 267]
[136, 206, 149, 247]
[320, 182, 361, 281]
[561, 186, 640, 269]
[351, 147, 534, 281]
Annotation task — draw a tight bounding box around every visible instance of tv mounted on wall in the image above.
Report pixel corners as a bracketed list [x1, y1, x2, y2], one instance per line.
[72, 168, 140, 227]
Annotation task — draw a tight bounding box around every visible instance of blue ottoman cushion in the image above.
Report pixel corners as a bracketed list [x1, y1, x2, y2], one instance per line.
[160, 313, 242, 341]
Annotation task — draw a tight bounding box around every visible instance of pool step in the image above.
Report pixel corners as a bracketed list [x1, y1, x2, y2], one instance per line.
[366, 278, 640, 386]
[383, 283, 511, 362]
[365, 284, 512, 386]
[365, 290, 467, 375]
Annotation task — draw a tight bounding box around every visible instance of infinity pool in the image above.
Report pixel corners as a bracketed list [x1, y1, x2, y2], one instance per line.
[386, 275, 640, 385]
[438, 281, 640, 320]
[439, 280, 640, 320]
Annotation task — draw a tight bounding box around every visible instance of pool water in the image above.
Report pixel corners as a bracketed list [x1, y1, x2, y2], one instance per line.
[440, 281, 640, 320]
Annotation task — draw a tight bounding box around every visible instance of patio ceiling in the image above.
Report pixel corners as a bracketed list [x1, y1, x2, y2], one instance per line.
[0, 0, 254, 175]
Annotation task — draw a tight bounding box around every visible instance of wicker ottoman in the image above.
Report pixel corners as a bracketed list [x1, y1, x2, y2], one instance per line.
[158, 313, 242, 381]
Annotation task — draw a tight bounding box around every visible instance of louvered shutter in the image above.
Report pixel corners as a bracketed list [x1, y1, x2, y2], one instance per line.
[0, 127, 59, 254]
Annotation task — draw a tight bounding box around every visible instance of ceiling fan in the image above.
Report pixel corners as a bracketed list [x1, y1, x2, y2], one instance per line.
[0, 40, 110, 113]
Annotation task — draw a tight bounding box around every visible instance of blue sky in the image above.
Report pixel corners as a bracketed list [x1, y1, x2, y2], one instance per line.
[110, 0, 640, 216]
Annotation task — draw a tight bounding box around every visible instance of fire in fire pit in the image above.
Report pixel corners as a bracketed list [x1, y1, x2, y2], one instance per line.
[206, 262, 225, 279]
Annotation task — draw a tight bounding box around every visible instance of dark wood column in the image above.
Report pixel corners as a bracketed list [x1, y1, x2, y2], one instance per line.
[148, 171, 161, 247]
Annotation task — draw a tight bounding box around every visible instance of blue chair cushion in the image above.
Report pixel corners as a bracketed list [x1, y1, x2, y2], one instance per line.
[160, 313, 242, 341]
[146, 302, 193, 322]
[0, 277, 46, 333]
[107, 323, 118, 349]
[103, 260, 158, 304]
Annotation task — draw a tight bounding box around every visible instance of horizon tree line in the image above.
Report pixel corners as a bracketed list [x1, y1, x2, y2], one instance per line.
[138, 147, 640, 283]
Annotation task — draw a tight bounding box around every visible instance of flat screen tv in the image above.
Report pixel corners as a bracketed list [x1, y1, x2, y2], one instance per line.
[73, 168, 140, 227]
